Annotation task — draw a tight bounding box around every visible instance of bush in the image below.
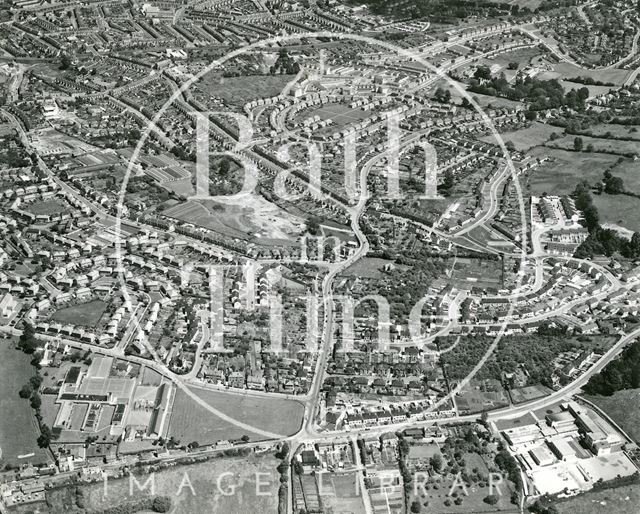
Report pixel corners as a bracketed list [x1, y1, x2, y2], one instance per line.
[483, 494, 499, 505]
[152, 496, 172, 513]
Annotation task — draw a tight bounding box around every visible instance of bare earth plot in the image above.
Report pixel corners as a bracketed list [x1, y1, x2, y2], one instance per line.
[168, 387, 304, 444]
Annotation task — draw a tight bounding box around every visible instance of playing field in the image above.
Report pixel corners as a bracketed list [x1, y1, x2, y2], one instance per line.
[167, 387, 304, 444]
[51, 300, 108, 327]
[0, 342, 49, 466]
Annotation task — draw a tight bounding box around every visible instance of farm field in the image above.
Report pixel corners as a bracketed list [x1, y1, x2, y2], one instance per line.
[79, 453, 280, 513]
[547, 135, 640, 156]
[51, 300, 108, 327]
[481, 122, 560, 151]
[0, 342, 49, 466]
[168, 387, 304, 444]
[592, 193, 640, 234]
[554, 483, 640, 514]
[585, 389, 640, 445]
[527, 148, 620, 195]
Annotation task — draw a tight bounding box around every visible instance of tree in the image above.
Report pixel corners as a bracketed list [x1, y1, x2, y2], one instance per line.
[306, 217, 321, 236]
[18, 323, 37, 354]
[241, 434, 250, 442]
[60, 53, 72, 70]
[152, 496, 172, 513]
[219, 158, 231, 176]
[604, 175, 624, 194]
[483, 494, 499, 505]
[429, 454, 443, 473]
[19, 385, 32, 399]
[410, 500, 422, 513]
[573, 136, 584, 151]
[37, 425, 52, 448]
[434, 87, 451, 103]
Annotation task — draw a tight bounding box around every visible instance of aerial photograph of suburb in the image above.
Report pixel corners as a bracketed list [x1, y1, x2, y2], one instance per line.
[1, 0, 640, 513]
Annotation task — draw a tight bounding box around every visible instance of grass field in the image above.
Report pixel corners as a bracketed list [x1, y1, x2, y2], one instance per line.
[481, 122, 560, 151]
[585, 389, 640, 444]
[197, 73, 296, 107]
[0, 342, 49, 466]
[168, 387, 304, 444]
[298, 103, 369, 129]
[555, 483, 640, 514]
[80, 453, 279, 513]
[548, 135, 640, 156]
[24, 199, 67, 216]
[341, 257, 395, 279]
[592, 193, 640, 233]
[51, 300, 107, 327]
[538, 63, 632, 86]
[527, 148, 620, 195]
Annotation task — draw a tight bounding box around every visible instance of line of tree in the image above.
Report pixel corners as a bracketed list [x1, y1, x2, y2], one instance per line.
[468, 72, 590, 112]
[583, 339, 640, 396]
[573, 182, 640, 259]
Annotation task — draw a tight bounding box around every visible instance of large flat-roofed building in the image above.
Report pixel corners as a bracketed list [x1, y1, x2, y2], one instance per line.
[565, 402, 625, 455]
[545, 411, 576, 432]
[548, 438, 577, 461]
[502, 423, 543, 446]
[529, 445, 556, 467]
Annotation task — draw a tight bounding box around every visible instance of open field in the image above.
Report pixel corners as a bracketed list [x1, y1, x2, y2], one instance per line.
[548, 135, 640, 156]
[197, 73, 296, 106]
[51, 300, 108, 327]
[24, 199, 68, 216]
[341, 257, 395, 279]
[0, 342, 49, 466]
[299, 102, 369, 129]
[165, 194, 304, 242]
[555, 483, 640, 514]
[585, 389, 640, 445]
[538, 63, 632, 86]
[168, 387, 304, 444]
[581, 124, 640, 141]
[592, 193, 640, 233]
[527, 148, 620, 195]
[481, 122, 560, 151]
[79, 453, 280, 513]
